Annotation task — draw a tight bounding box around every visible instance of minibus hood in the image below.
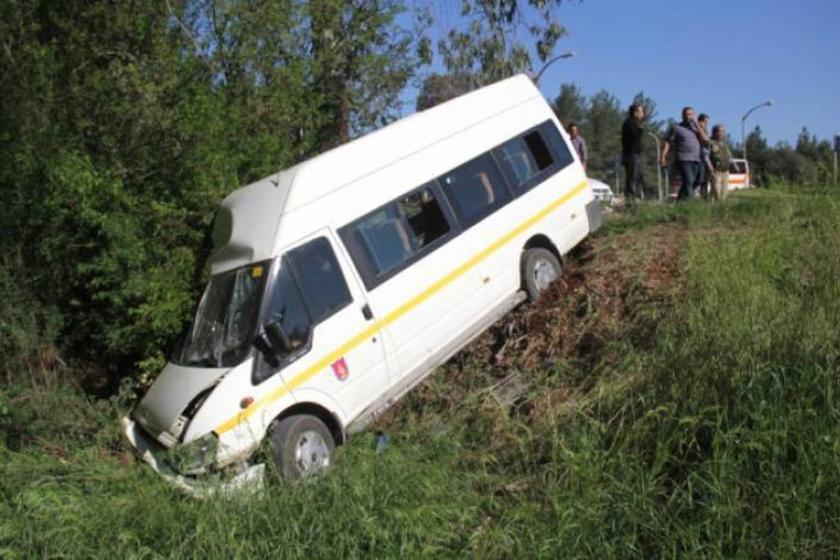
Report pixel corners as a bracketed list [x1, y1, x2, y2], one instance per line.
[133, 362, 228, 446]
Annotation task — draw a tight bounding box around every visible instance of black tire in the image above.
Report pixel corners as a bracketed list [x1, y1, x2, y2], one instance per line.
[269, 414, 336, 480]
[522, 247, 562, 301]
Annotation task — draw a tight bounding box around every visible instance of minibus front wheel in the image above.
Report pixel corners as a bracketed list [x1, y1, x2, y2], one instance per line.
[522, 248, 562, 301]
[269, 414, 336, 479]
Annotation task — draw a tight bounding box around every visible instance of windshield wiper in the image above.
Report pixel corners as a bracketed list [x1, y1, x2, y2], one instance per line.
[188, 357, 220, 368]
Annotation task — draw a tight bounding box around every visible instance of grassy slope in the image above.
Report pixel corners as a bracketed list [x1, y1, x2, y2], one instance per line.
[2, 188, 840, 558]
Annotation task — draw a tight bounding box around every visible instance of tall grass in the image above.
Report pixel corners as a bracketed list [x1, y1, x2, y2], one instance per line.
[2, 187, 840, 558]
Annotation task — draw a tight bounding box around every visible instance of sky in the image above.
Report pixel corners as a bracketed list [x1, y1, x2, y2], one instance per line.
[409, 0, 840, 146]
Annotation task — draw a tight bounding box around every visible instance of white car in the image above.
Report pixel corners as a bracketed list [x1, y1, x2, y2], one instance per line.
[588, 178, 614, 204]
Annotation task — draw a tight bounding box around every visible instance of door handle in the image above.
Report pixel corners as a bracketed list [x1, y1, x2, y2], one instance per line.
[361, 304, 374, 321]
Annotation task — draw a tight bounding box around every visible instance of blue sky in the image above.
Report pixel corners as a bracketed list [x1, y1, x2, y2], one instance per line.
[409, 0, 840, 146]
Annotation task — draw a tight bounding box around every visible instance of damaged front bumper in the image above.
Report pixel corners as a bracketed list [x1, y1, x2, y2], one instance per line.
[121, 416, 264, 498]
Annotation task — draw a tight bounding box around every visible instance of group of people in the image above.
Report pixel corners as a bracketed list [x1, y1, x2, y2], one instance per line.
[566, 105, 733, 202]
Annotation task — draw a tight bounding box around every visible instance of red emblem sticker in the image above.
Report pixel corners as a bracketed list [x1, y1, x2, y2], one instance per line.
[331, 357, 349, 381]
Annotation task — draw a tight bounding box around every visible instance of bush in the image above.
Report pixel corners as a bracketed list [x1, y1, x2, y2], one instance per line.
[0, 253, 63, 387]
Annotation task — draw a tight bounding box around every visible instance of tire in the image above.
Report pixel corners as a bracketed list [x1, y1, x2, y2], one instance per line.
[522, 247, 562, 301]
[269, 414, 336, 480]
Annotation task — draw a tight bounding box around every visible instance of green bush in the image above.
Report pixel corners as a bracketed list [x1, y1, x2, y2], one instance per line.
[0, 254, 62, 387]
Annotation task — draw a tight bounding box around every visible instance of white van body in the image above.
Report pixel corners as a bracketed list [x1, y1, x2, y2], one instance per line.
[728, 158, 750, 190]
[122, 75, 601, 493]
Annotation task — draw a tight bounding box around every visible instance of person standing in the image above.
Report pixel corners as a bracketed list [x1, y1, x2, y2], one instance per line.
[568, 123, 588, 171]
[660, 107, 709, 200]
[708, 124, 732, 201]
[696, 114, 713, 199]
[621, 104, 646, 200]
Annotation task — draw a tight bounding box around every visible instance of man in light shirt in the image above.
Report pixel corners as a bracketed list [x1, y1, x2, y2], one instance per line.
[568, 123, 588, 172]
[661, 106, 709, 200]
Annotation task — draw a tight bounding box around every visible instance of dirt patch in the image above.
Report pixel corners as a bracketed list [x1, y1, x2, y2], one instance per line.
[470, 223, 687, 374]
[379, 222, 689, 428]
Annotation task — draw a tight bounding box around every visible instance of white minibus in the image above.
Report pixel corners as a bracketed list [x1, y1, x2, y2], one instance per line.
[122, 74, 602, 494]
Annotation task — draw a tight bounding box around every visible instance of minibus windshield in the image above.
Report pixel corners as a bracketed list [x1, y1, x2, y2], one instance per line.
[171, 261, 270, 368]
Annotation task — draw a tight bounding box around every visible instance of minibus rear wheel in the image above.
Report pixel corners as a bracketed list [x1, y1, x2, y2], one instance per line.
[269, 414, 336, 479]
[522, 248, 562, 301]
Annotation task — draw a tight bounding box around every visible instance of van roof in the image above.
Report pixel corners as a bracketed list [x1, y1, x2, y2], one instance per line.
[284, 74, 539, 211]
[230, 74, 540, 210]
[209, 74, 541, 274]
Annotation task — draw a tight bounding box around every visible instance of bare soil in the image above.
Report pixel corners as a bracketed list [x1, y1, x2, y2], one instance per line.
[380, 222, 689, 427]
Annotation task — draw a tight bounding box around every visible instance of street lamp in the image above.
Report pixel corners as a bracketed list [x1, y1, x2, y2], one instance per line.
[741, 100, 773, 162]
[647, 131, 663, 201]
[531, 50, 576, 85]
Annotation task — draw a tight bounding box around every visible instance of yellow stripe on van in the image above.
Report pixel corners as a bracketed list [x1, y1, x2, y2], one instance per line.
[214, 179, 590, 436]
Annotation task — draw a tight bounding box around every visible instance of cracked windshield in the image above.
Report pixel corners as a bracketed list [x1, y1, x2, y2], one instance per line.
[172, 262, 269, 368]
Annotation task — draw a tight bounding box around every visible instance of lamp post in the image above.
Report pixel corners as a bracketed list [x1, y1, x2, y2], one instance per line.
[647, 131, 663, 201]
[741, 100, 773, 162]
[531, 50, 576, 85]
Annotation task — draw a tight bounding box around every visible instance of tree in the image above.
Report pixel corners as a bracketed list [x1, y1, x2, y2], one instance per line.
[0, 0, 238, 379]
[745, 126, 770, 185]
[584, 90, 624, 185]
[631, 91, 664, 133]
[553, 83, 587, 127]
[416, 72, 475, 111]
[0, 0, 421, 385]
[427, 0, 568, 89]
[307, 0, 416, 146]
[181, 0, 323, 180]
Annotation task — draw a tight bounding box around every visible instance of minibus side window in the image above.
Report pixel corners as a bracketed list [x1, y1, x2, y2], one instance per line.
[496, 137, 541, 188]
[523, 130, 554, 170]
[287, 237, 352, 323]
[495, 136, 540, 189]
[496, 124, 572, 193]
[440, 153, 511, 228]
[356, 205, 414, 276]
[339, 183, 457, 290]
[398, 187, 449, 249]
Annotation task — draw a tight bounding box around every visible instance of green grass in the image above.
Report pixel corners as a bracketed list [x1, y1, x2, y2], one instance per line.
[2, 187, 840, 558]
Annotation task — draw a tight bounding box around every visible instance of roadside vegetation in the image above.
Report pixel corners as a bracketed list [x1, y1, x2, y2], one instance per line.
[3, 186, 839, 558]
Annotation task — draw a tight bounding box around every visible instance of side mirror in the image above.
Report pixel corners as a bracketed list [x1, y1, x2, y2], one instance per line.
[265, 321, 293, 354]
[253, 322, 290, 367]
[253, 321, 313, 368]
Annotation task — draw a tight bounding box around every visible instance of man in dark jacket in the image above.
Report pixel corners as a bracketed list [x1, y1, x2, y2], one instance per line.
[621, 104, 646, 200]
[695, 113, 712, 198]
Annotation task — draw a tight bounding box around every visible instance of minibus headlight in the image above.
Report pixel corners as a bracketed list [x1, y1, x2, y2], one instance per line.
[168, 432, 218, 475]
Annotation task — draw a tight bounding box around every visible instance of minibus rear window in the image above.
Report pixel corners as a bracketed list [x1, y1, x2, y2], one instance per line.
[539, 121, 575, 170]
